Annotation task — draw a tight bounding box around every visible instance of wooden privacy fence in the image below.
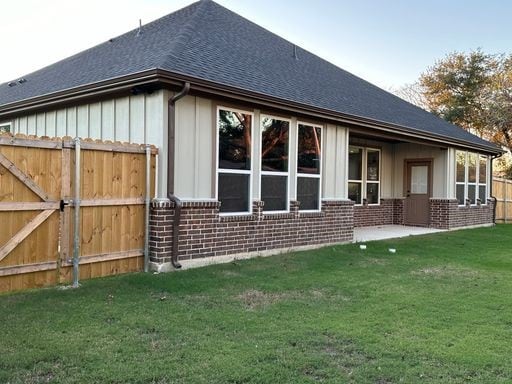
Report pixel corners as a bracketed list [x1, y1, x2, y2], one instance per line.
[0, 133, 157, 293]
[493, 177, 512, 223]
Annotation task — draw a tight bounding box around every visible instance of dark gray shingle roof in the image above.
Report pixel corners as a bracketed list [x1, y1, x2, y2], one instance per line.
[0, 0, 500, 152]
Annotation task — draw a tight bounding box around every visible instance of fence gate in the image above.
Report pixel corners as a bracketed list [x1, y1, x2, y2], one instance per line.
[493, 177, 512, 223]
[0, 134, 156, 293]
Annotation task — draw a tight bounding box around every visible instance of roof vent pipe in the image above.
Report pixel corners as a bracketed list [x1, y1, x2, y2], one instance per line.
[167, 82, 190, 269]
[136, 19, 142, 36]
[293, 44, 298, 60]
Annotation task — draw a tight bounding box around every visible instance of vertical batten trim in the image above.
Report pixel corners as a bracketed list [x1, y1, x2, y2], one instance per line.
[128, 96, 131, 143]
[194, 97, 200, 197]
[100, 100, 104, 140]
[64, 108, 68, 136]
[143, 95, 147, 144]
[87, 104, 90, 138]
[113, 98, 117, 141]
[344, 128, 349, 200]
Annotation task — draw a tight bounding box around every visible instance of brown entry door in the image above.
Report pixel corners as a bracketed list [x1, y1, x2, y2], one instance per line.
[404, 160, 432, 226]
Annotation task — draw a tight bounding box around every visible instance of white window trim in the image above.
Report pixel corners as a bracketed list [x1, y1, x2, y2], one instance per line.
[455, 151, 466, 206]
[0, 122, 11, 133]
[348, 146, 381, 206]
[216, 106, 254, 216]
[295, 122, 323, 213]
[455, 151, 488, 206]
[259, 114, 292, 214]
[479, 155, 489, 205]
[467, 152, 478, 206]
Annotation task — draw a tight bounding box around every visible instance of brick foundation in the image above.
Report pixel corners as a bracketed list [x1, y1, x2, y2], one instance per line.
[149, 199, 354, 266]
[354, 198, 404, 227]
[429, 198, 494, 229]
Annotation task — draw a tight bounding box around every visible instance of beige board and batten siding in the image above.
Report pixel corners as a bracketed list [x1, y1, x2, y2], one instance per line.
[393, 143, 447, 198]
[10, 90, 169, 197]
[173, 95, 351, 201]
[174, 95, 215, 199]
[445, 147, 456, 199]
[322, 124, 349, 200]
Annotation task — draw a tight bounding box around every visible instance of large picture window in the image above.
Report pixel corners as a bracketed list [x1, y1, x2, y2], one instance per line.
[0, 122, 11, 133]
[455, 150, 488, 205]
[296, 123, 322, 211]
[260, 116, 290, 212]
[217, 108, 253, 214]
[348, 146, 380, 205]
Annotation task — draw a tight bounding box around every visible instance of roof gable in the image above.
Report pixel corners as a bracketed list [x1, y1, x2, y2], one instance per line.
[0, 0, 501, 152]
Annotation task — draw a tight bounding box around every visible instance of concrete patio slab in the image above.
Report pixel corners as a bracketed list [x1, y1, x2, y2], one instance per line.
[353, 225, 445, 243]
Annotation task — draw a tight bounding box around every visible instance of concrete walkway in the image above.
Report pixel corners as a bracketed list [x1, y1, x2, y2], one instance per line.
[353, 225, 445, 243]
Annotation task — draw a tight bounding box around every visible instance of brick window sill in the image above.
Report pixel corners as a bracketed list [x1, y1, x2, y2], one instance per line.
[219, 214, 257, 222]
[298, 211, 325, 218]
[263, 212, 295, 220]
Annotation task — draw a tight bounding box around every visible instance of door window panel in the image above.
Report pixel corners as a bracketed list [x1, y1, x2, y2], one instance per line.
[411, 165, 428, 194]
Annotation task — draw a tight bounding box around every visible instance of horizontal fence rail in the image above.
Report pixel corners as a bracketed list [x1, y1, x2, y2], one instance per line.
[0, 133, 157, 293]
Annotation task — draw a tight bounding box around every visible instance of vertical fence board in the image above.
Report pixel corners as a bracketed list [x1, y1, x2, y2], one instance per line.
[493, 178, 512, 223]
[0, 134, 157, 293]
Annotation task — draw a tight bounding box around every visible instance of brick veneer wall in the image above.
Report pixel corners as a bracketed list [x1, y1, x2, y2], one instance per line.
[149, 199, 354, 265]
[430, 198, 494, 229]
[354, 198, 404, 227]
[149, 199, 175, 265]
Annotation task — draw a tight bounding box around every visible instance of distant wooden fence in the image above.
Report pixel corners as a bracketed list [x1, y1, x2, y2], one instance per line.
[493, 177, 512, 223]
[0, 134, 157, 293]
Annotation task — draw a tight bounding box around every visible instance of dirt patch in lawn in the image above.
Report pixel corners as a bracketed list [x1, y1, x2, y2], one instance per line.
[358, 257, 389, 267]
[411, 266, 479, 278]
[236, 289, 350, 310]
[220, 270, 243, 277]
[236, 289, 295, 310]
[302, 334, 376, 379]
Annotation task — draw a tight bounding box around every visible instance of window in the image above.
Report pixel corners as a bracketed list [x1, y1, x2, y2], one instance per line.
[0, 122, 10, 133]
[296, 123, 322, 211]
[455, 150, 488, 205]
[348, 146, 380, 205]
[455, 151, 466, 204]
[260, 116, 290, 212]
[479, 155, 487, 203]
[217, 107, 253, 214]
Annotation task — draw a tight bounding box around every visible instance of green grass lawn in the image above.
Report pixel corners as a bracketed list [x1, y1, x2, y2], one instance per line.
[1, 225, 512, 383]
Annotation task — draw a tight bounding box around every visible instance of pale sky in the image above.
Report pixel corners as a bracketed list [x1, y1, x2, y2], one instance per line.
[1, 0, 511, 90]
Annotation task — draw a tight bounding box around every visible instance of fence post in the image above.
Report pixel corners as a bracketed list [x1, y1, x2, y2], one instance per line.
[506, 179, 509, 224]
[72, 137, 81, 288]
[144, 145, 151, 272]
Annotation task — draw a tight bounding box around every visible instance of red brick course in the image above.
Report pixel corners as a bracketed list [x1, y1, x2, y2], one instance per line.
[354, 198, 404, 227]
[150, 199, 354, 263]
[429, 198, 494, 229]
[150, 196, 494, 266]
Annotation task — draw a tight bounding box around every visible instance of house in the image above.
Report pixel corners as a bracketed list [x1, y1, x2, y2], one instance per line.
[0, 0, 502, 272]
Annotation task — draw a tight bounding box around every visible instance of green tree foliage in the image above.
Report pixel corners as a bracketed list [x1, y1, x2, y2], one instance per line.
[418, 50, 512, 153]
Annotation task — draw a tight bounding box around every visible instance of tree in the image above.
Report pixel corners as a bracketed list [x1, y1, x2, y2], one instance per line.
[419, 50, 494, 138]
[395, 50, 512, 176]
[483, 54, 512, 153]
[392, 82, 427, 110]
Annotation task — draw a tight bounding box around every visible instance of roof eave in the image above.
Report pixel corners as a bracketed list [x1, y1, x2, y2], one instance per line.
[156, 71, 503, 155]
[0, 69, 162, 117]
[0, 69, 503, 155]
